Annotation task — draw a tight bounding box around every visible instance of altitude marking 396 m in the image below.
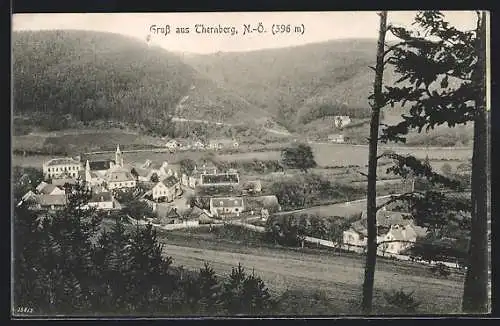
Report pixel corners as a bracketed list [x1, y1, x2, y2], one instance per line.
[271, 24, 305, 35]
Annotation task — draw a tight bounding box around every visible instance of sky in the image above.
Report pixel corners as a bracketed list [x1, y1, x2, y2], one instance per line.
[12, 11, 481, 54]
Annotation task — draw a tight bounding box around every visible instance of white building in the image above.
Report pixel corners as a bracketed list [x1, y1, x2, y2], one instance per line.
[150, 175, 181, 202]
[105, 169, 137, 190]
[209, 197, 244, 218]
[42, 157, 81, 180]
[85, 192, 115, 210]
[132, 160, 170, 182]
[342, 211, 427, 254]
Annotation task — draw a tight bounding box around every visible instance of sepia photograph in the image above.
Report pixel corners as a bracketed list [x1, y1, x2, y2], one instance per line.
[11, 10, 491, 317]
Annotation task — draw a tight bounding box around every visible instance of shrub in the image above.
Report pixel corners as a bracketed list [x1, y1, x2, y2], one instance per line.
[383, 289, 421, 313]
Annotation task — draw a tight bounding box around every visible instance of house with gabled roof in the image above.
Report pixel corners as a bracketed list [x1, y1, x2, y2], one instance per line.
[209, 197, 244, 218]
[92, 192, 115, 210]
[131, 161, 170, 182]
[23, 193, 67, 211]
[105, 168, 137, 190]
[343, 210, 427, 254]
[151, 175, 181, 202]
[35, 182, 65, 196]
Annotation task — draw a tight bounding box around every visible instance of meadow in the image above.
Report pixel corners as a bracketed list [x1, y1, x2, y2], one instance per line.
[157, 226, 464, 314]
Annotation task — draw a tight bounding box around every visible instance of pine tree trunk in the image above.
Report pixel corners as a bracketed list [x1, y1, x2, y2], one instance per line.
[361, 11, 387, 314]
[462, 11, 489, 313]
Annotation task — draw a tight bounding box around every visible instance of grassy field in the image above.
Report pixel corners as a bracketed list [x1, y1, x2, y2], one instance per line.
[157, 227, 464, 314]
[12, 129, 165, 153]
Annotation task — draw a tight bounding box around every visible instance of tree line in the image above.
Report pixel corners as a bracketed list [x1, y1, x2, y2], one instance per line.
[13, 182, 276, 316]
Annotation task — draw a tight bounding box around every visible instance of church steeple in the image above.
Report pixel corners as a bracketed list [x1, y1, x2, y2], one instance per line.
[115, 145, 124, 168]
[85, 160, 91, 182]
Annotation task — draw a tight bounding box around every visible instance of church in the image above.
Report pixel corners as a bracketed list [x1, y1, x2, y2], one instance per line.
[79, 145, 136, 190]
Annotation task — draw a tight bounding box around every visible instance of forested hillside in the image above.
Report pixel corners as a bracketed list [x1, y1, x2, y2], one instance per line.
[13, 31, 472, 146]
[12, 30, 267, 131]
[183, 39, 398, 130]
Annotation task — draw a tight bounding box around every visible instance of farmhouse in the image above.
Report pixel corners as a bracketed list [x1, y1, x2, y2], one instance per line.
[42, 157, 81, 180]
[378, 224, 419, 255]
[35, 182, 65, 196]
[343, 210, 427, 254]
[209, 197, 244, 218]
[85, 191, 115, 210]
[24, 193, 67, 211]
[151, 175, 181, 202]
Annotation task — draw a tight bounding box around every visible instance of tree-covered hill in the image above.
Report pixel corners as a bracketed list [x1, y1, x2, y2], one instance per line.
[13, 31, 472, 146]
[182, 39, 399, 130]
[12, 30, 267, 129]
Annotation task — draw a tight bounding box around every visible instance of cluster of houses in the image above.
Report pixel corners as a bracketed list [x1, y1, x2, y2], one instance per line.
[19, 144, 280, 223]
[165, 138, 239, 152]
[180, 161, 280, 220]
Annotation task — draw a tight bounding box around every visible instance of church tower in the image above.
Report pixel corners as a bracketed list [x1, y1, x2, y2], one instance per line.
[115, 145, 124, 168]
[85, 160, 92, 183]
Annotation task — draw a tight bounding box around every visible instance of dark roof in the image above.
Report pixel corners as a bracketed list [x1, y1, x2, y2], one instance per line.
[89, 160, 113, 171]
[162, 175, 180, 188]
[201, 173, 239, 184]
[106, 169, 135, 182]
[90, 191, 113, 203]
[210, 197, 244, 208]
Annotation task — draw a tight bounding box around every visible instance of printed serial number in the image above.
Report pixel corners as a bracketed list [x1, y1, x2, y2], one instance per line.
[15, 306, 34, 314]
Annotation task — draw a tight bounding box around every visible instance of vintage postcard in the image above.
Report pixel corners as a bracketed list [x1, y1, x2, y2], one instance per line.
[11, 11, 491, 318]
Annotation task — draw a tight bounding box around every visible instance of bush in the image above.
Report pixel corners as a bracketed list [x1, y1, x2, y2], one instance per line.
[383, 289, 421, 313]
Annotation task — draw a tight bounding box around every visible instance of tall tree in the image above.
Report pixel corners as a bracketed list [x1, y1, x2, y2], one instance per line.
[380, 10, 489, 312]
[361, 10, 388, 314]
[281, 143, 317, 173]
[462, 11, 489, 313]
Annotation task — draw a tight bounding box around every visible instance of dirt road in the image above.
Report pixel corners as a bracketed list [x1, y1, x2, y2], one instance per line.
[162, 243, 464, 313]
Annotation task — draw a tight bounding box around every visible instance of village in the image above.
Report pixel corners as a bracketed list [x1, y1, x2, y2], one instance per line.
[15, 137, 451, 264]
